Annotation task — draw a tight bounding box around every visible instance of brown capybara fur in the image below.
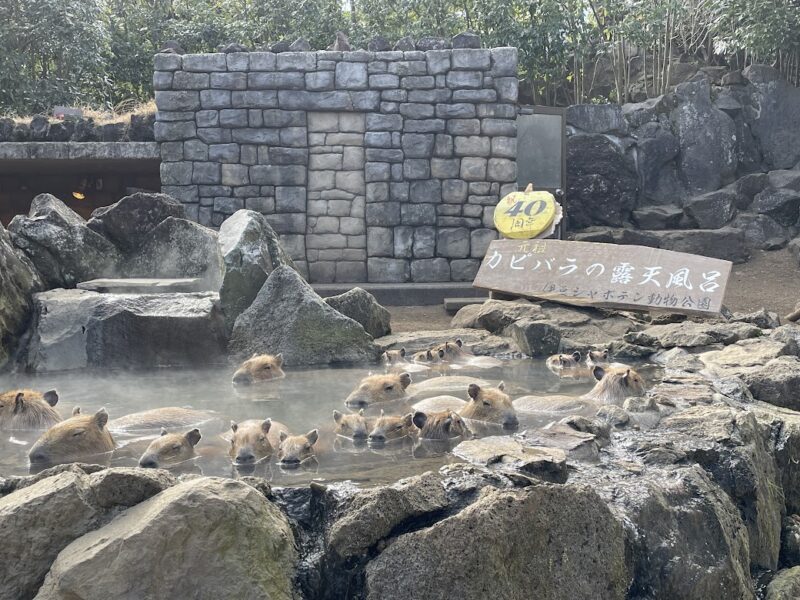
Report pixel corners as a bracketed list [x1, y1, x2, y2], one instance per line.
[368, 411, 415, 444]
[0, 389, 61, 430]
[460, 382, 518, 430]
[333, 410, 371, 441]
[586, 349, 610, 366]
[228, 418, 289, 465]
[345, 372, 412, 409]
[545, 351, 584, 375]
[28, 408, 115, 465]
[139, 428, 202, 468]
[432, 339, 471, 362]
[382, 349, 407, 365]
[412, 410, 470, 440]
[276, 429, 319, 468]
[582, 366, 646, 405]
[412, 349, 439, 364]
[108, 407, 214, 433]
[232, 353, 286, 385]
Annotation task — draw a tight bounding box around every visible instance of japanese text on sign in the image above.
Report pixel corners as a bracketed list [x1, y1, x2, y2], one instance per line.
[473, 239, 731, 314]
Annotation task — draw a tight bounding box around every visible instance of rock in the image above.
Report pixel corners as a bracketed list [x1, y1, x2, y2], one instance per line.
[218, 210, 295, 331]
[734, 172, 769, 207]
[450, 299, 544, 333]
[731, 308, 781, 329]
[744, 65, 800, 169]
[684, 189, 737, 229]
[452, 437, 568, 482]
[229, 266, 380, 365]
[767, 568, 800, 600]
[655, 227, 750, 263]
[34, 478, 297, 600]
[86, 192, 185, 252]
[324, 287, 391, 338]
[393, 37, 415, 51]
[751, 189, 800, 226]
[220, 42, 249, 53]
[732, 212, 790, 250]
[781, 514, 800, 567]
[699, 337, 797, 376]
[289, 37, 311, 52]
[768, 169, 800, 192]
[631, 205, 684, 230]
[652, 347, 704, 371]
[367, 36, 391, 52]
[8, 194, 121, 289]
[21, 289, 227, 372]
[124, 217, 224, 291]
[625, 320, 761, 349]
[518, 424, 600, 460]
[415, 37, 448, 51]
[742, 356, 800, 409]
[503, 318, 561, 356]
[0, 222, 42, 368]
[566, 104, 628, 135]
[365, 485, 628, 600]
[451, 32, 481, 49]
[88, 468, 175, 509]
[566, 133, 638, 228]
[376, 328, 519, 356]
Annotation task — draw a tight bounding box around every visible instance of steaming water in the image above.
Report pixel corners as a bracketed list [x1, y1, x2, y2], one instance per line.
[0, 360, 642, 486]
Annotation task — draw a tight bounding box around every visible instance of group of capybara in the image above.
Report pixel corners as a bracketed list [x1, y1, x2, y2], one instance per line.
[0, 339, 647, 473]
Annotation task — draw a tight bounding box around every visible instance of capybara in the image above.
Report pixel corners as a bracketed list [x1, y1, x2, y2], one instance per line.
[367, 410, 415, 445]
[0, 389, 60, 430]
[545, 351, 585, 376]
[228, 418, 290, 465]
[276, 429, 319, 468]
[460, 382, 518, 430]
[345, 372, 412, 409]
[139, 428, 202, 468]
[583, 366, 646, 404]
[108, 407, 216, 433]
[382, 348, 407, 365]
[407, 375, 491, 399]
[232, 353, 286, 385]
[333, 409, 371, 441]
[382, 349, 429, 374]
[412, 410, 470, 440]
[28, 407, 114, 465]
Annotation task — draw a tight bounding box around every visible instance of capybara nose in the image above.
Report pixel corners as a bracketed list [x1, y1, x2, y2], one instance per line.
[504, 416, 519, 430]
[368, 434, 385, 443]
[280, 458, 300, 469]
[352, 430, 368, 440]
[236, 452, 255, 464]
[29, 451, 47, 464]
[345, 399, 367, 409]
[232, 372, 251, 385]
[139, 457, 158, 469]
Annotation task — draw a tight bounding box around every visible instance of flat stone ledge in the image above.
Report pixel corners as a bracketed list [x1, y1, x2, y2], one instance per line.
[0, 142, 160, 161]
[77, 278, 204, 294]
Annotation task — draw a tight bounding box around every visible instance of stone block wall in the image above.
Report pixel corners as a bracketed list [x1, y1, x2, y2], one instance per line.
[153, 47, 518, 282]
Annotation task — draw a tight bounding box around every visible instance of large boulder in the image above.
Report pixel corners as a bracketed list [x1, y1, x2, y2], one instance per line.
[229, 266, 380, 365]
[218, 210, 296, 331]
[566, 104, 628, 135]
[626, 321, 761, 349]
[732, 213, 790, 250]
[751, 188, 800, 226]
[452, 437, 569, 482]
[634, 122, 683, 204]
[8, 194, 121, 289]
[767, 568, 800, 600]
[684, 189, 737, 229]
[364, 485, 629, 600]
[34, 478, 297, 600]
[21, 289, 227, 372]
[0, 223, 42, 368]
[123, 217, 224, 291]
[566, 133, 638, 229]
[654, 227, 750, 263]
[86, 192, 185, 252]
[742, 356, 800, 410]
[324, 287, 391, 338]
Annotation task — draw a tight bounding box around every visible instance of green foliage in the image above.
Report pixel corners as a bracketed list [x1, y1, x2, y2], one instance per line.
[0, 0, 799, 114]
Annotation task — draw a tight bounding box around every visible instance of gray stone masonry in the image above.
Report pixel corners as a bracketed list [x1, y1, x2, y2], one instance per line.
[154, 42, 517, 282]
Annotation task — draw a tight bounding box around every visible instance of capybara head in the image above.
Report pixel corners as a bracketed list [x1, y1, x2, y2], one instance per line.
[345, 372, 412, 408]
[0, 389, 61, 430]
[333, 409, 370, 440]
[460, 382, 518, 430]
[587, 349, 610, 366]
[586, 366, 646, 404]
[412, 410, 469, 440]
[368, 410, 415, 445]
[28, 408, 114, 465]
[545, 352, 582, 374]
[139, 428, 201, 468]
[232, 353, 285, 385]
[433, 339, 468, 361]
[277, 429, 319, 468]
[228, 419, 273, 465]
[382, 348, 407, 365]
[412, 349, 438, 364]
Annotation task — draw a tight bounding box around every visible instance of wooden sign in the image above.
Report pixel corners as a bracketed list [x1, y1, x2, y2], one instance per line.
[474, 239, 732, 315]
[493, 185, 558, 239]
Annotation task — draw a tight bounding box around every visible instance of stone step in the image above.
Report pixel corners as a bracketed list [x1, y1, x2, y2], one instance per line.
[77, 278, 204, 294]
[313, 282, 488, 306]
[443, 297, 486, 314]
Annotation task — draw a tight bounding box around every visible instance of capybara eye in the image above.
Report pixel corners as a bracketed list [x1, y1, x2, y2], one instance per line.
[72, 430, 84, 437]
[172, 445, 181, 451]
[483, 401, 491, 406]
[384, 385, 394, 391]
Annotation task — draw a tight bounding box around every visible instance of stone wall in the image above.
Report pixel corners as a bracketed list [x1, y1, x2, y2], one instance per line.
[153, 47, 518, 282]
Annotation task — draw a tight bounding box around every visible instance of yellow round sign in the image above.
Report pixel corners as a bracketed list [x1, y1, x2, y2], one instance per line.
[493, 184, 558, 239]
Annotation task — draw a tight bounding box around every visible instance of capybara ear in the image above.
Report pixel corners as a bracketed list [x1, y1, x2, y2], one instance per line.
[412, 411, 427, 430]
[14, 393, 24, 414]
[72, 406, 81, 416]
[230, 420, 238, 433]
[358, 408, 365, 416]
[275, 353, 284, 366]
[468, 383, 481, 400]
[403, 413, 414, 427]
[332, 410, 343, 423]
[43, 390, 59, 407]
[426, 350, 433, 360]
[380, 408, 385, 417]
[279, 430, 289, 442]
[251, 352, 258, 359]
[94, 408, 109, 429]
[592, 366, 606, 381]
[160, 427, 168, 436]
[442, 416, 453, 431]
[400, 347, 406, 357]
[622, 369, 632, 386]
[381, 352, 389, 363]
[438, 348, 445, 358]
[571, 351, 581, 362]
[497, 381, 506, 391]
[305, 429, 319, 446]
[399, 372, 412, 388]
[186, 428, 202, 447]
[261, 418, 272, 433]
[602, 349, 609, 359]
[455, 339, 463, 348]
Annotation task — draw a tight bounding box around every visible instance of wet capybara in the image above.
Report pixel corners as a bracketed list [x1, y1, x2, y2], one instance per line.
[367, 410, 415, 445]
[407, 375, 491, 399]
[586, 349, 610, 366]
[344, 372, 412, 409]
[545, 351, 585, 376]
[382, 349, 430, 374]
[460, 382, 518, 430]
[333, 409, 371, 441]
[276, 429, 319, 468]
[228, 418, 289, 466]
[382, 349, 407, 365]
[108, 407, 216, 433]
[0, 389, 61, 430]
[28, 407, 115, 465]
[138, 428, 202, 468]
[412, 410, 470, 440]
[583, 366, 646, 404]
[232, 353, 286, 385]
